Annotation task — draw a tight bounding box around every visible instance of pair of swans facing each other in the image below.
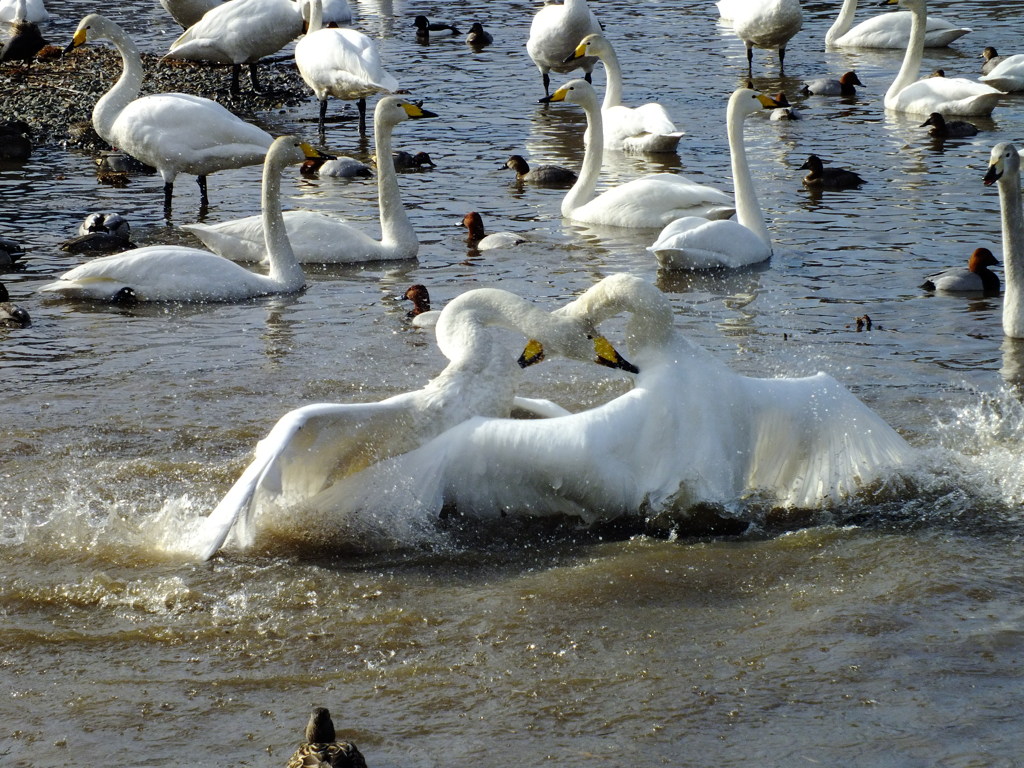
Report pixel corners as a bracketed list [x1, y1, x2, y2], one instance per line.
[186, 274, 914, 560]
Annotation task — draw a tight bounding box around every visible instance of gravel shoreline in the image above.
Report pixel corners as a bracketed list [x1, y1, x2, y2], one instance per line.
[3, 46, 310, 149]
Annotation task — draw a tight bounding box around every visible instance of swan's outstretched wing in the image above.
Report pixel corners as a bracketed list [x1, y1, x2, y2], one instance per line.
[188, 399, 416, 559]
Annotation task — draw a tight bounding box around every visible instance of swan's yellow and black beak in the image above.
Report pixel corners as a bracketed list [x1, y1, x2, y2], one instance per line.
[401, 102, 438, 119]
[65, 26, 88, 53]
[539, 85, 570, 105]
[756, 93, 782, 108]
[298, 141, 323, 159]
[517, 336, 639, 374]
[984, 160, 1003, 186]
[563, 40, 587, 64]
[592, 335, 639, 374]
[878, 0, 898, 6]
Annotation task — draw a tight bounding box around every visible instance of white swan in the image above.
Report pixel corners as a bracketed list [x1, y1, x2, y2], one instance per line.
[648, 88, 775, 270]
[159, 0, 221, 29]
[182, 96, 435, 264]
[546, 79, 734, 228]
[882, 0, 1000, 116]
[980, 54, 1024, 93]
[295, 0, 398, 136]
[730, 0, 803, 73]
[0, 0, 46, 23]
[983, 143, 1024, 339]
[185, 285, 636, 559]
[39, 136, 316, 303]
[260, 273, 914, 537]
[67, 14, 274, 210]
[825, 0, 970, 48]
[163, 0, 305, 94]
[563, 33, 683, 153]
[526, 0, 601, 96]
[301, 0, 351, 26]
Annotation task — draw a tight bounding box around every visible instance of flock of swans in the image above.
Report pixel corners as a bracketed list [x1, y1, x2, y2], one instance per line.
[3, 0, 1022, 558]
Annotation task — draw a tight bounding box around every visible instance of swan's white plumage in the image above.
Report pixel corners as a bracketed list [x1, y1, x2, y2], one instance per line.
[567, 34, 682, 153]
[649, 88, 774, 270]
[980, 54, 1024, 93]
[182, 97, 432, 264]
[0, 0, 46, 22]
[825, 0, 970, 48]
[39, 137, 313, 302]
[984, 143, 1024, 338]
[185, 286, 629, 559]
[159, 0, 220, 29]
[164, 0, 303, 67]
[883, 0, 999, 116]
[730, 0, 803, 71]
[279, 274, 913, 534]
[68, 14, 273, 199]
[295, 0, 397, 133]
[526, 0, 601, 94]
[549, 79, 734, 228]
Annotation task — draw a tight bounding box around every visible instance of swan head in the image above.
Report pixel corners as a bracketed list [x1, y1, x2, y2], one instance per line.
[66, 13, 121, 53]
[375, 96, 438, 127]
[267, 135, 322, 169]
[734, 88, 782, 115]
[563, 32, 610, 64]
[538, 78, 598, 108]
[984, 143, 1020, 187]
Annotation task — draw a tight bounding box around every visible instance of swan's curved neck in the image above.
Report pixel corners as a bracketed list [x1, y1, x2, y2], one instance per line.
[94, 26, 144, 141]
[825, 0, 857, 46]
[262, 152, 304, 289]
[597, 46, 623, 109]
[562, 275, 675, 354]
[306, 0, 323, 34]
[374, 112, 415, 249]
[728, 102, 770, 247]
[885, 1, 924, 106]
[1000, 171, 1024, 337]
[562, 96, 604, 218]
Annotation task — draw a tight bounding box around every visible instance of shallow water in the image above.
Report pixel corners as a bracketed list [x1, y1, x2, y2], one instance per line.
[4, 0, 1024, 766]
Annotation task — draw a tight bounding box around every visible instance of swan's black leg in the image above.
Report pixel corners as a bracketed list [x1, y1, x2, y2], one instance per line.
[357, 97, 367, 135]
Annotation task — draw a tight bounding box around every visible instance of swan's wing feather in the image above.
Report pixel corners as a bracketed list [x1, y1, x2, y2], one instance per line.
[190, 399, 418, 559]
[648, 218, 770, 269]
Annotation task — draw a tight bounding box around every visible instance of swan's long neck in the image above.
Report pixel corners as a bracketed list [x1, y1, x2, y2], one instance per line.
[885, 0, 924, 106]
[262, 150, 305, 289]
[1000, 170, 1024, 337]
[306, 0, 323, 34]
[825, 0, 857, 46]
[560, 274, 675, 356]
[94, 26, 144, 142]
[598, 46, 623, 110]
[374, 112, 416, 250]
[728, 102, 770, 248]
[562, 94, 603, 218]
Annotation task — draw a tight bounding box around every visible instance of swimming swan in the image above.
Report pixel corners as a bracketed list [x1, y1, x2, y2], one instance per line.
[39, 136, 318, 302]
[563, 33, 683, 153]
[729, 0, 803, 73]
[67, 14, 274, 210]
[882, 0, 1000, 117]
[184, 284, 636, 559]
[545, 79, 734, 228]
[0, 0, 46, 22]
[295, 0, 398, 136]
[980, 54, 1024, 93]
[281, 273, 914, 532]
[825, 0, 970, 48]
[182, 97, 434, 264]
[163, 0, 305, 94]
[648, 88, 776, 270]
[983, 143, 1024, 338]
[526, 0, 601, 96]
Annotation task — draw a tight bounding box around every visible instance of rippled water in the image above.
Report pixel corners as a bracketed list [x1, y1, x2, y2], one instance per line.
[4, 0, 1024, 765]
